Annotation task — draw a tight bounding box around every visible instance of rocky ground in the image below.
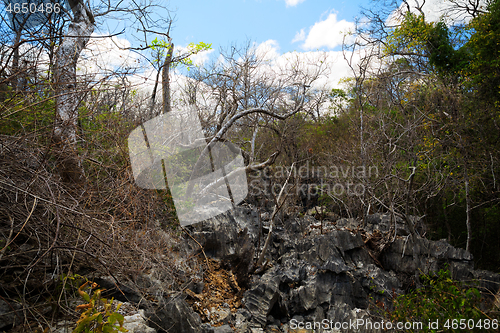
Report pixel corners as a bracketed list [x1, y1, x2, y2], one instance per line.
[3, 205, 499, 333]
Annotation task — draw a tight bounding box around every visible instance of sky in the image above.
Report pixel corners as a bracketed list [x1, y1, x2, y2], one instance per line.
[86, 0, 374, 92]
[80, 0, 485, 92]
[164, 0, 370, 54]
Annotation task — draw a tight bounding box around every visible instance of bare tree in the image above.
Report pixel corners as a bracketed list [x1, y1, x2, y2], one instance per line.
[53, 0, 95, 182]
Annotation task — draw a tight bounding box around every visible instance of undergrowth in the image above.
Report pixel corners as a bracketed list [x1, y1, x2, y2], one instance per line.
[378, 269, 500, 332]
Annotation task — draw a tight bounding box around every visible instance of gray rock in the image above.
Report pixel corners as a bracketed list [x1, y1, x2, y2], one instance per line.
[188, 207, 258, 287]
[163, 205, 496, 332]
[474, 270, 500, 295]
[381, 236, 474, 277]
[290, 272, 356, 312]
[49, 321, 75, 333]
[243, 267, 281, 327]
[146, 296, 207, 333]
[233, 308, 252, 333]
[93, 276, 143, 304]
[0, 299, 21, 331]
[123, 310, 156, 333]
[327, 305, 383, 333]
[214, 324, 235, 333]
[279, 231, 363, 268]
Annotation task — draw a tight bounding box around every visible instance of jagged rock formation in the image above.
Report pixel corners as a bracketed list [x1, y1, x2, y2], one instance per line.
[28, 206, 496, 333]
[180, 205, 499, 332]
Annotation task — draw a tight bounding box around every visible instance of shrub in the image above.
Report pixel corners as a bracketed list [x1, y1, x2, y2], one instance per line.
[383, 269, 499, 332]
[73, 281, 127, 333]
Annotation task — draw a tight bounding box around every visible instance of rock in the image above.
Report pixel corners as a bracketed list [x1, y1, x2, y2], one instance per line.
[210, 306, 232, 326]
[123, 309, 156, 333]
[145, 296, 207, 333]
[0, 299, 21, 331]
[93, 276, 143, 304]
[289, 271, 358, 312]
[342, 214, 426, 238]
[355, 264, 402, 307]
[213, 324, 235, 333]
[306, 206, 326, 216]
[49, 320, 75, 333]
[381, 236, 474, 278]
[335, 218, 358, 230]
[243, 267, 281, 327]
[474, 270, 500, 296]
[188, 207, 258, 287]
[279, 231, 364, 267]
[189, 206, 260, 258]
[170, 205, 498, 332]
[233, 308, 252, 333]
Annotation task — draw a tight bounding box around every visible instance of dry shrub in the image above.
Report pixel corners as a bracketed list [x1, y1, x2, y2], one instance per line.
[0, 133, 200, 330]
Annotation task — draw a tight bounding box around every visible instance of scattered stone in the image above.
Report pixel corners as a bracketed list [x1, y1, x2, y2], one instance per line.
[123, 309, 156, 333]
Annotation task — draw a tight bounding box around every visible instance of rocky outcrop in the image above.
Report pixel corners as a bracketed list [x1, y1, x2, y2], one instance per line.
[183, 206, 499, 332]
[381, 236, 474, 280]
[77, 206, 498, 333]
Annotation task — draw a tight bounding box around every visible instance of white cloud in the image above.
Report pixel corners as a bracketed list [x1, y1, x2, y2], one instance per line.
[79, 34, 140, 76]
[253, 40, 360, 90]
[301, 12, 355, 50]
[386, 0, 488, 26]
[292, 29, 306, 43]
[284, 0, 306, 7]
[188, 49, 215, 66]
[255, 39, 281, 62]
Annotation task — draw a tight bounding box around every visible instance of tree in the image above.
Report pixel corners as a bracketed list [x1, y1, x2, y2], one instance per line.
[1, 0, 176, 182]
[53, 0, 95, 182]
[347, 0, 500, 265]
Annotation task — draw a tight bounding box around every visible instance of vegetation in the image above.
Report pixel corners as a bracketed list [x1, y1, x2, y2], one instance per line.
[0, 0, 499, 331]
[74, 281, 126, 333]
[383, 269, 499, 332]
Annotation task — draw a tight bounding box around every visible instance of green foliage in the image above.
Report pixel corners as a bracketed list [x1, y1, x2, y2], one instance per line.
[150, 37, 212, 67]
[426, 22, 470, 75]
[73, 281, 127, 333]
[384, 12, 431, 57]
[384, 12, 471, 76]
[0, 92, 55, 138]
[57, 273, 86, 297]
[377, 1, 500, 270]
[384, 269, 498, 332]
[464, 0, 500, 104]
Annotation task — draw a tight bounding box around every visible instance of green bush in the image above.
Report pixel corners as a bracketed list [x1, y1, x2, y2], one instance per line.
[383, 269, 499, 332]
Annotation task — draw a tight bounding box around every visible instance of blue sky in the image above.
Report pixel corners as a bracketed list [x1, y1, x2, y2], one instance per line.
[165, 0, 371, 53]
[82, 0, 480, 91]
[87, 0, 375, 90]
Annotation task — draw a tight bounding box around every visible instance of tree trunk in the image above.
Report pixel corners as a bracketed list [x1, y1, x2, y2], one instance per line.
[53, 0, 94, 183]
[464, 164, 472, 253]
[162, 42, 173, 114]
[11, 29, 22, 90]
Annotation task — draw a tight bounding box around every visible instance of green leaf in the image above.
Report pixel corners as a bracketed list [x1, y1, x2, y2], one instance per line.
[108, 312, 125, 325]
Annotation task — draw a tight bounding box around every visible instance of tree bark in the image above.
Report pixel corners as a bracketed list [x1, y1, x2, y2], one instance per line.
[53, 0, 94, 183]
[162, 42, 173, 114]
[464, 162, 472, 253]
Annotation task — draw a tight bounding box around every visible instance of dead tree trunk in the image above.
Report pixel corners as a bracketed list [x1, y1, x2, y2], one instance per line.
[53, 0, 94, 183]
